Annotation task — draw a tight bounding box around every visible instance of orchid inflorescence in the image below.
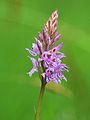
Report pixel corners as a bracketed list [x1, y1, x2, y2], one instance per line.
[26, 10, 68, 85]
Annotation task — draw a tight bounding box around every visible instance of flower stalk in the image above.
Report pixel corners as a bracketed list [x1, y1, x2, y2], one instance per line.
[35, 81, 46, 120]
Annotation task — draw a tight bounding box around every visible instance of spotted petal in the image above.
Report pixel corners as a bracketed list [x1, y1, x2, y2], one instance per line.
[51, 42, 63, 54]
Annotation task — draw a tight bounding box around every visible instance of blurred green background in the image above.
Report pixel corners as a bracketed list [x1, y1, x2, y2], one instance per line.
[0, 0, 90, 120]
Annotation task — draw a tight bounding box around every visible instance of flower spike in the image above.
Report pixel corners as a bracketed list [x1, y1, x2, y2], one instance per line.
[26, 10, 68, 84]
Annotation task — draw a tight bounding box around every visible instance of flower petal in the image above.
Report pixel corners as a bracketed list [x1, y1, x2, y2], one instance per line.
[50, 42, 63, 54]
[32, 43, 40, 54]
[61, 74, 67, 81]
[54, 34, 61, 42]
[46, 36, 51, 45]
[51, 76, 58, 84]
[46, 77, 51, 83]
[58, 53, 65, 59]
[38, 32, 44, 42]
[28, 68, 38, 77]
[60, 64, 69, 72]
[55, 42, 63, 52]
[30, 57, 38, 68]
[26, 48, 37, 56]
[35, 37, 44, 54]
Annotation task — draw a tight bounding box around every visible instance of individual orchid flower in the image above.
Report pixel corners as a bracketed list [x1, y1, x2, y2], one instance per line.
[25, 10, 69, 120]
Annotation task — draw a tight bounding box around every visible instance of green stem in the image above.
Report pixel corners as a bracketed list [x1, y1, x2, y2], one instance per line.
[35, 82, 46, 120]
